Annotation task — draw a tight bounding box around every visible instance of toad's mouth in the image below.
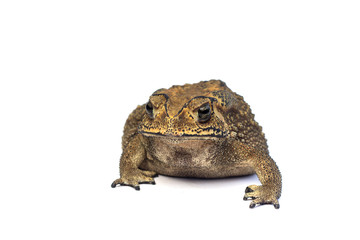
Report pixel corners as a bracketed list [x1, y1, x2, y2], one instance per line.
[139, 130, 228, 139]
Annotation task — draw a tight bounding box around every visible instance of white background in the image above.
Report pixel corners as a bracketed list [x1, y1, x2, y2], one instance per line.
[1, 1, 359, 239]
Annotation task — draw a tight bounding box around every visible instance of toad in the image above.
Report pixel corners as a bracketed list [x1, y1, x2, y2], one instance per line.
[111, 80, 282, 208]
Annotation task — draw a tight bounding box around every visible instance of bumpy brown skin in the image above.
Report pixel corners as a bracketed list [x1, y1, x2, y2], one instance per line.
[111, 80, 282, 209]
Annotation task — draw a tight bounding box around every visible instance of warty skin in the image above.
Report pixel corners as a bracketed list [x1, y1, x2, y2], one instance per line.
[111, 80, 282, 208]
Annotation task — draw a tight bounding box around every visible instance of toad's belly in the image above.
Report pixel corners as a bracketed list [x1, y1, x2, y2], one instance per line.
[140, 137, 255, 178]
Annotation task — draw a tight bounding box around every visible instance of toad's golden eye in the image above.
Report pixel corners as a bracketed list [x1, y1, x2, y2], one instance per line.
[197, 103, 211, 123]
[145, 101, 154, 119]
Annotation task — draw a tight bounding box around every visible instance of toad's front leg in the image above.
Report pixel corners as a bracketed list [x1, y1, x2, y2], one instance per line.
[243, 149, 282, 209]
[232, 142, 282, 209]
[111, 135, 158, 190]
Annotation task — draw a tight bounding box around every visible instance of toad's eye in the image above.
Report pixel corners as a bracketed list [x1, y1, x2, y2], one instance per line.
[197, 103, 211, 123]
[145, 101, 154, 119]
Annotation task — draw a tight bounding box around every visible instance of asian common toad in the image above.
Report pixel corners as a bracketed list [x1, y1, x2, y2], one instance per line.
[111, 80, 282, 208]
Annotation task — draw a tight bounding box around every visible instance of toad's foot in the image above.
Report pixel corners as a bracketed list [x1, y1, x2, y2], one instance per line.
[243, 185, 280, 209]
[111, 169, 158, 190]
